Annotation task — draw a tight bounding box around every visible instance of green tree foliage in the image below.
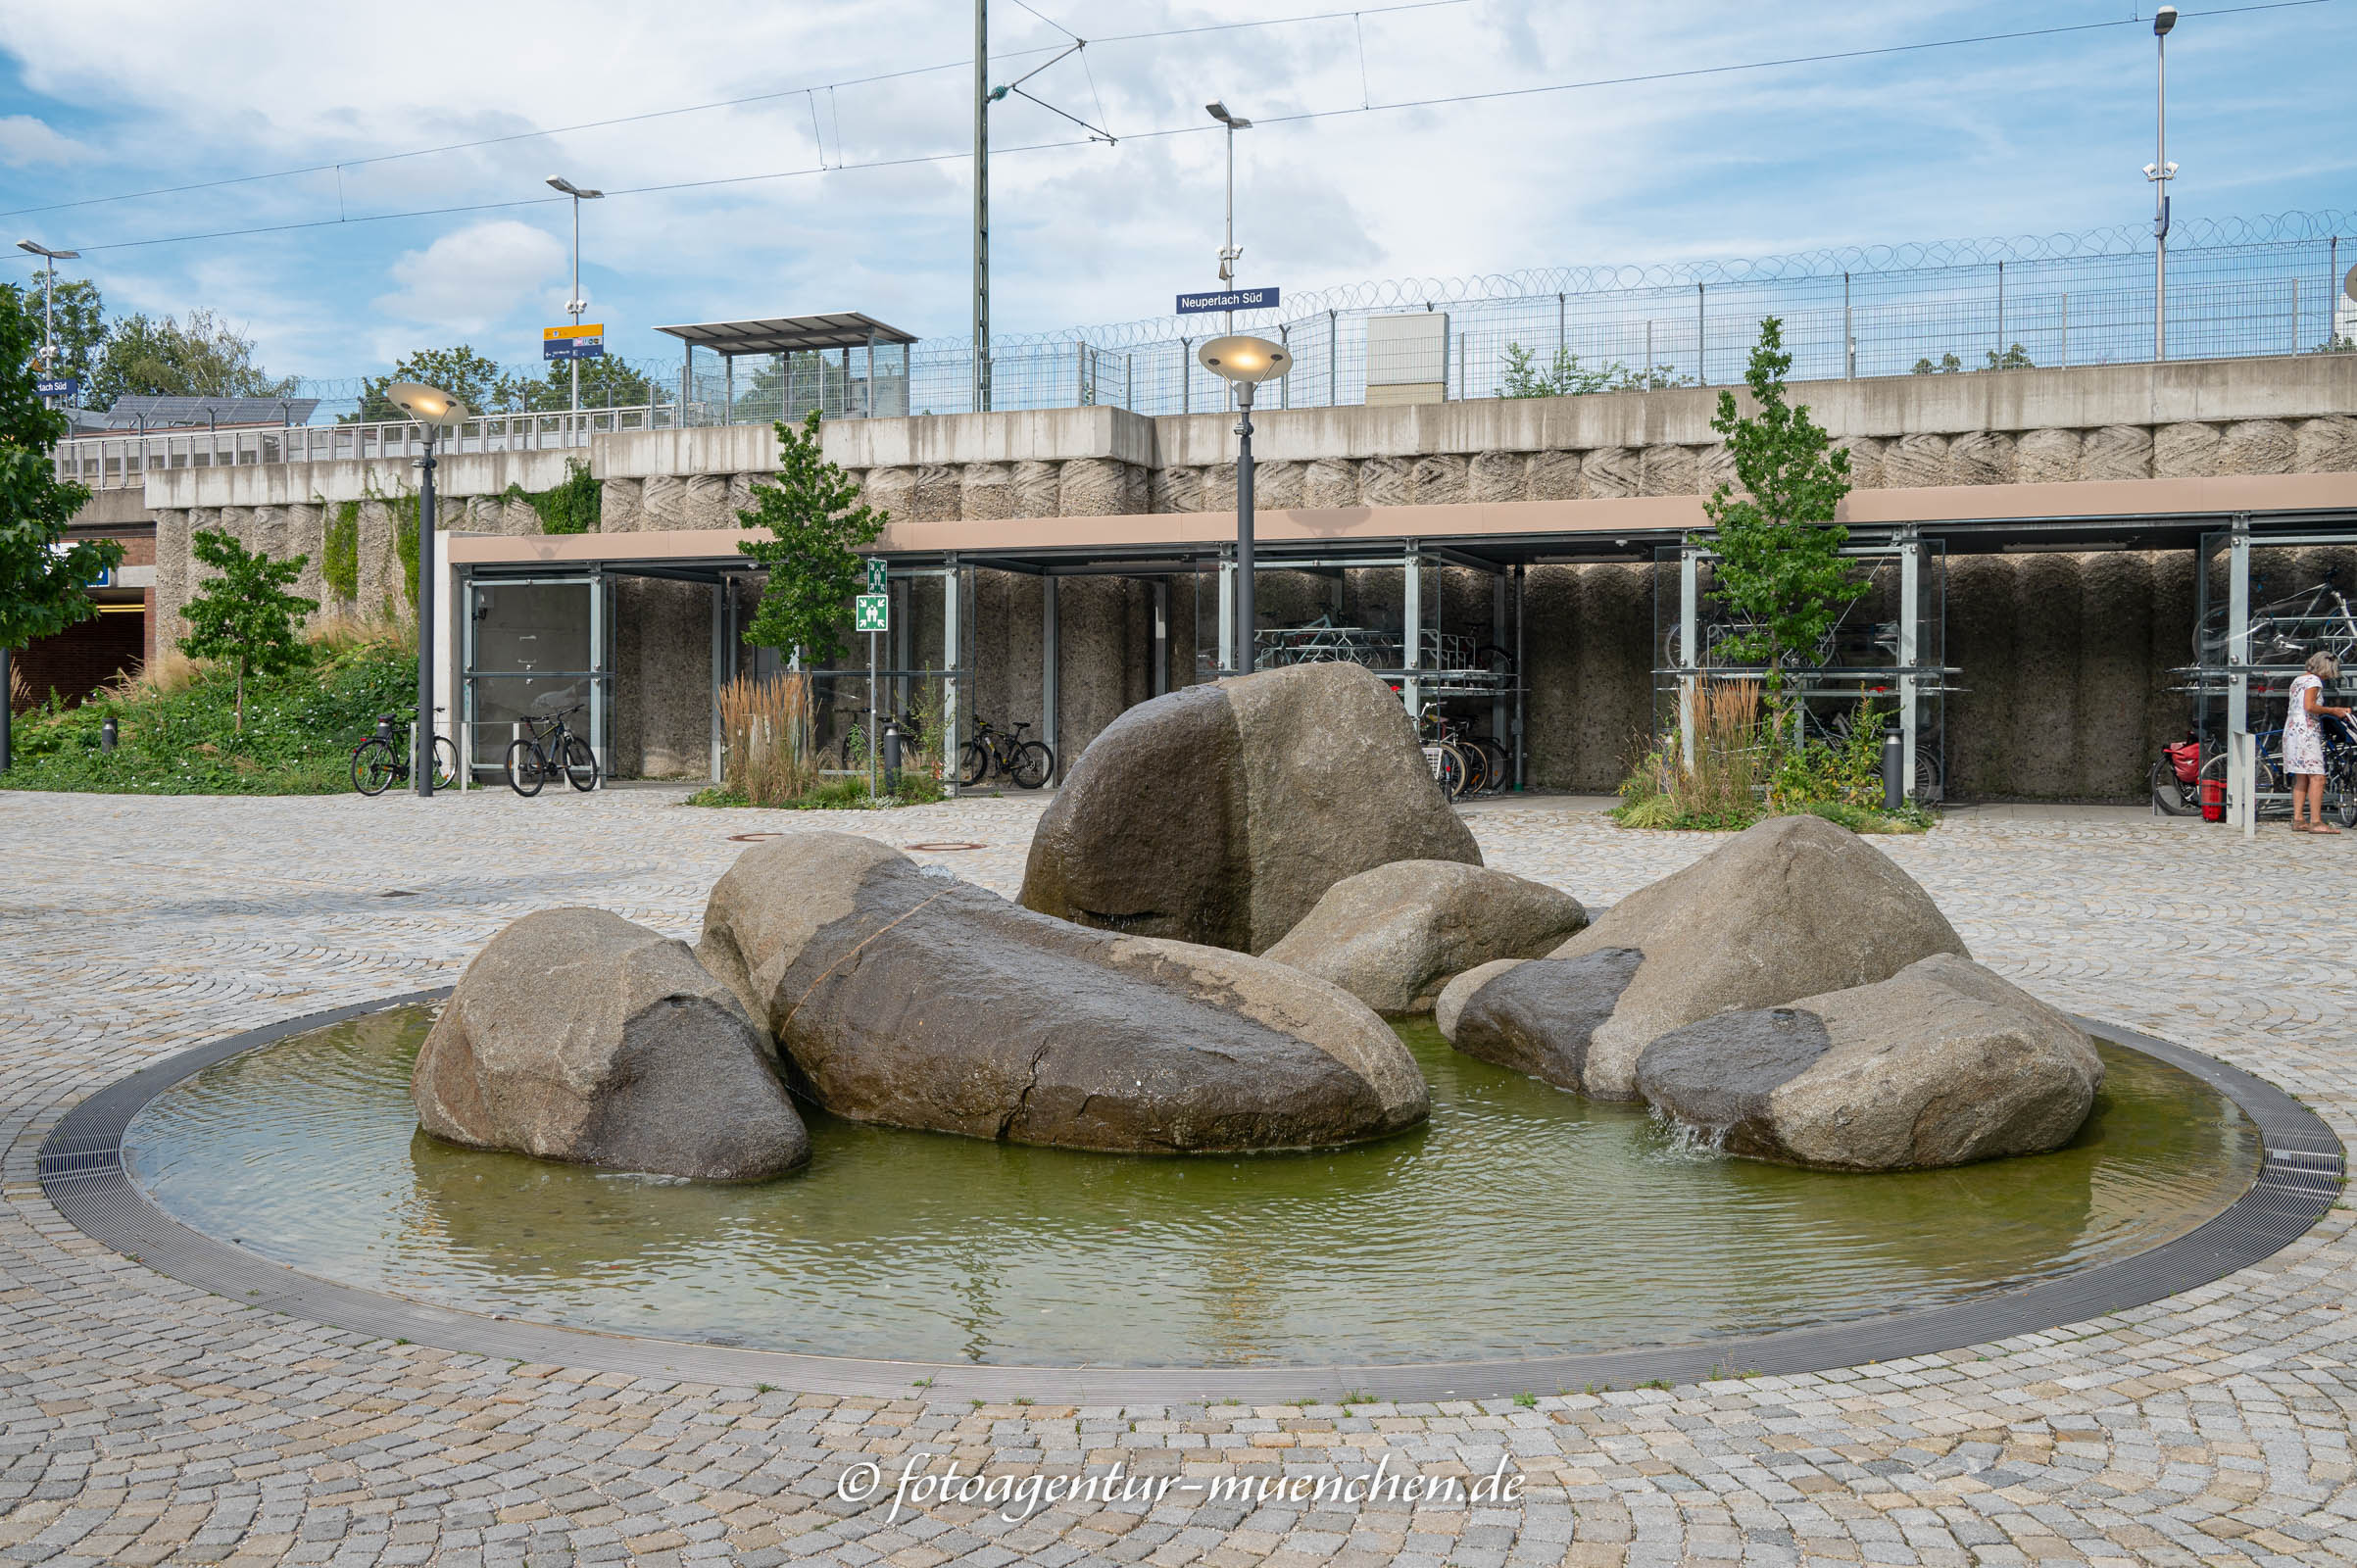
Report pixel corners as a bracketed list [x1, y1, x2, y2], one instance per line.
[737, 410, 885, 666]
[1702, 317, 1862, 705]
[30, 278, 106, 384]
[1, 281, 119, 751]
[349, 346, 510, 423]
[88, 310, 297, 409]
[513, 357, 656, 413]
[1497, 341, 1688, 398]
[177, 528, 318, 731]
[1911, 345, 2034, 374]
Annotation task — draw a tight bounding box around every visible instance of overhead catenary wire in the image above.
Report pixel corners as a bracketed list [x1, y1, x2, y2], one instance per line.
[0, 0, 1469, 222]
[20, 0, 2337, 262]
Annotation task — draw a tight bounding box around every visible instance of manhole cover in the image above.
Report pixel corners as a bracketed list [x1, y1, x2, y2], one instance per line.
[905, 841, 986, 852]
[727, 832, 783, 843]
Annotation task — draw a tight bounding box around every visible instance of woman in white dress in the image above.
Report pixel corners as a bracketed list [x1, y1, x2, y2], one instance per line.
[2284, 651, 2351, 834]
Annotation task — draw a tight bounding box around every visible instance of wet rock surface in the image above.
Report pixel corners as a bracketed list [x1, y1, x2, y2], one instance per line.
[412, 907, 809, 1181]
[1637, 954, 2104, 1170]
[699, 833, 1429, 1152]
[1444, 948, 1645, 1091]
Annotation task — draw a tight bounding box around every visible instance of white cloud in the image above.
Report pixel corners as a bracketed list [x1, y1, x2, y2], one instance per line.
[0, 113, 85, 167]
[371, 220, 566, 335]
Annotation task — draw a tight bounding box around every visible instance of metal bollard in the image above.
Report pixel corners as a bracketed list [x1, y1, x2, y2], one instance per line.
[100, 713, 118, 754]
[1882, 725, 1903, 811]
[881, 720, 903, 791]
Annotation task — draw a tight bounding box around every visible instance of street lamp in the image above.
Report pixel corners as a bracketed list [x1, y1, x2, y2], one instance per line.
[16, 238, 79, 398]
[384, 380, 472, 798]
[2146, 6, 2179, 362]
[546, 176, 605, 413]
[1203, 101, 1252, 339]
[1197, 334, 1292, 678]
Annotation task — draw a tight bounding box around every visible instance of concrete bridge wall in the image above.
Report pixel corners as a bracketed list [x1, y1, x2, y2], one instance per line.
[128, 356, 2357, 795]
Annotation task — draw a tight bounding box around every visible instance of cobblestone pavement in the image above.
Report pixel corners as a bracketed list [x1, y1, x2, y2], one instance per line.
[4, 787, 2355, 1568]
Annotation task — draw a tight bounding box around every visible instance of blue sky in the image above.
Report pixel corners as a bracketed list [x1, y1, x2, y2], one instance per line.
[1, 0, 2351, 402]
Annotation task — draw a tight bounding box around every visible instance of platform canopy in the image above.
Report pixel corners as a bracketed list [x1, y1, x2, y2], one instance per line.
[102, 394, 320, 428]
[654, 313, 916, 357]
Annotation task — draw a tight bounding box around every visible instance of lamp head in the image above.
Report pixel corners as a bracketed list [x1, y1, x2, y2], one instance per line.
[1205, 101, 1251, 129]
[386, 381, 472, 427]
[2154, 5, 2176, 35]
[16, 239, 77, 261]
[546, 175, 605, 199]
[1197, 334, 1291, 384]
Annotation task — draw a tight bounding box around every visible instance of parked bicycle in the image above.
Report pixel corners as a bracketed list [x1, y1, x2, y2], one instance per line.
[2167, 715, 2357, 826]
[958, 717, 1054, 790]
[504, 705, 602, 797]
[2196, 572, 2357, 668]
[351, 711, 459, 797]
[1416, 707, 1506, 800]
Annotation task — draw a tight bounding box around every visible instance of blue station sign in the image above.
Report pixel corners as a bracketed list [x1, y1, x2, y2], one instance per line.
[1176, 287, 1279, 316]
[543, 324, 607, 361]
[35, 375, 77, 399]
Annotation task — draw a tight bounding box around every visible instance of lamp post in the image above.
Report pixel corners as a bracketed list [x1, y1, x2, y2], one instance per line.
[16, 239, 79, 398]
[1197, 335, 1293, 677]
[384, 381, 473, 797]
[1203, 102, 1252, 341]
[546, 177, 604, 413]
[2146, 6, 2179, 362]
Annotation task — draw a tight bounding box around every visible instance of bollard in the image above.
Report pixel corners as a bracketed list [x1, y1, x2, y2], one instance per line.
[881, 720, 903, 792]
[1882, 725, 1903, 811]
[100, 713, 118, 754]
[374, 713, 398, 747]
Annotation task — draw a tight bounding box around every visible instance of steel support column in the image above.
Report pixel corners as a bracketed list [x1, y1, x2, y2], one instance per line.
[1216, 557, 1234, 677]
[1678, 544, 1699, 768]
[1152, 578, 1169, 697]
[1512, 564, 1527, 792]
[710, 580, 725, 784]
[1042, 574, 1060, 782]
[1898, 530, 1920, 799]
[942, 557, 961, 797]
[2228, 514, 2251, 831]
[1402, 544, 1422, 718]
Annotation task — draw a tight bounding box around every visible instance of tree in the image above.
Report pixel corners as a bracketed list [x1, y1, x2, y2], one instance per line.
[1702, 317, 1862, 709]
[21, 277, 106, 386]
[349, 346, 514, 423]
[0, 283, 117, 763]
[737, 409, 885, 667]
[1497, 341, 1691, 398]
[87, 310, 297, 410]
[177, 528, 318, 730]
[513, 356, 656, 413]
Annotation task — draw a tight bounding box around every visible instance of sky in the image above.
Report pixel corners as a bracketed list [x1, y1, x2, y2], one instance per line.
[0, 0, 2351, 398]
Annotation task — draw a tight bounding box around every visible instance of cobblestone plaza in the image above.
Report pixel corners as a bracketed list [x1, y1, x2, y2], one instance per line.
[3, 789, 2354, 1567]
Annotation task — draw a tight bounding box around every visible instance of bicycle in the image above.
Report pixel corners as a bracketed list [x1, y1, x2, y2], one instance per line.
[1416, 706, 1478, 801]
[957, 717, 1054, 790]
[2192, 715, 2357, 827]
[351, 712, 459, 797]
[504, 705, 602, 797]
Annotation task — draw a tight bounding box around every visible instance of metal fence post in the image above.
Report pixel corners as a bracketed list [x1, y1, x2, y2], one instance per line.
[1695, 283, 1706, 386]
[1678, 546, 1699, 770]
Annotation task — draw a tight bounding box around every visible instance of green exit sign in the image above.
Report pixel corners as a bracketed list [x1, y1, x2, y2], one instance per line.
[855, 594, 889, 632]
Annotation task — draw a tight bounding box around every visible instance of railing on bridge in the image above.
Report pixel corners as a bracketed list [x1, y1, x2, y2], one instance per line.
[54, 403, 686, 491]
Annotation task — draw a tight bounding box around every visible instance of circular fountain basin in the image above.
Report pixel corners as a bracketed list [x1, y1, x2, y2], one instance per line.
[120, 1003, 2264, 1369]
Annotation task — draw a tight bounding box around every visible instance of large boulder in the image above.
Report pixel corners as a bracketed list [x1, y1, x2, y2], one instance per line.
[698, 833, 1428, 1152]
[413, 908, 809, 1181]
[1018, 662, 1481, 955]
[1634, 955, 2104, 1170]
[1443, 949, 1645, 1091]
[1262, 860, 1588, 1015]
[1443, 814, 1968, 1099]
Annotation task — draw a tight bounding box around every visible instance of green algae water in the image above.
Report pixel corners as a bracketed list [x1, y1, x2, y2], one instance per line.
[123, 1005, 2259, 1366]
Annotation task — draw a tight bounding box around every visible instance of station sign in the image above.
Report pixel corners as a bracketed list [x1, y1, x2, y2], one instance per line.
[35, 375, 77, 399]
[1176, 286, 1279, 315]
[543, 323, 606, 361]
[854, 594, 889, 633]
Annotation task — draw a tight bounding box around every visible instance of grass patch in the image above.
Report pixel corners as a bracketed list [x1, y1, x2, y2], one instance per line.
[2, 619, 417, 796]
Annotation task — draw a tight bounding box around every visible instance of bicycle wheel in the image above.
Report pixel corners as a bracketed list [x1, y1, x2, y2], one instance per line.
[504, 739, 547, 798]
[1910, 746, 1943, 804]
[1433, 743, 1468, 801]
[430, 735, 461, 791]
[1477, 737, 1511, 795]
[958, 739, 990, 786]
[1008, 740, 1054, 790]
[2149, 759, 2199, 816]
[1455, 740, 1487, 796]
[350, 738, 400, 797]
[562, 736, 601, 793]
